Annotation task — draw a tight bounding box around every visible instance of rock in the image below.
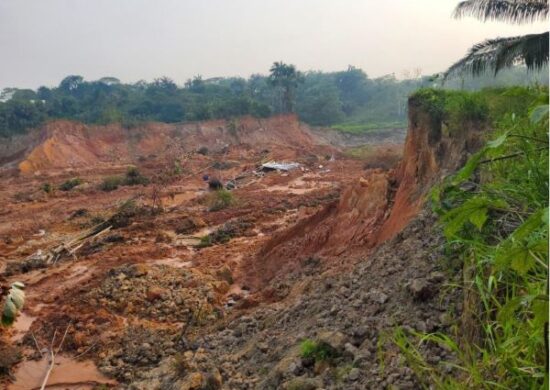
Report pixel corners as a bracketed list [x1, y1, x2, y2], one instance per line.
[283, 377, 322, 390]
[288, 360, 302, 375]
[408, 278, 435, 301]
[146, 287, 164, 301]
[347, 367, 360, 381]
[318, 330, 347, 352]
[343, 342, 358, 359]
[203, 369, 223, 389]
[314, 359, 330, 375]
[257, 342, 269, 353]
[428, 271, 445, 284]
[180, 372, 203, 390]
[367, 289, 388, 304]
[353, 350, 372, 367]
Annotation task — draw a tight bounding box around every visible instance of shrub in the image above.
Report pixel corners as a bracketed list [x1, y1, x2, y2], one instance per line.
[41, 183, 53, 194]
[195, 235, 212, 248]
[299, 339, 336, 362]
[197, 146, 209, 155]
[108, 199, 140, 228]
[100, 176, 124, 192]
[207, 189, 234, 211]
[124, 166, 149, 186]
[59, 177, 83, 191]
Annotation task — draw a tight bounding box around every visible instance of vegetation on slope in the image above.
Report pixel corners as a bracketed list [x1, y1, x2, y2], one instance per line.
[395, 86, 549, 388]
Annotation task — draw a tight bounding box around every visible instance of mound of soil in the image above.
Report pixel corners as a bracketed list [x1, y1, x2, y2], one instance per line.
[6, 115, 333, 175]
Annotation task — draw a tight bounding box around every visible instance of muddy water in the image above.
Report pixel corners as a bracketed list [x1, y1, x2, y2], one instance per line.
[11, 312, 36, 342]
[8, 355, 116, 389]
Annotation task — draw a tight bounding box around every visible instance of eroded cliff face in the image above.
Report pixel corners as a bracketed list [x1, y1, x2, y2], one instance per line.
[250, 97, 487, 287]
[375, 95, 486, 242]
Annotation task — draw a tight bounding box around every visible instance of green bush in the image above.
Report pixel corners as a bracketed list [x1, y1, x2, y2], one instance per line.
[59, 177, 83, 191]
[41, 183, 53, 194]
[207, 189, 234, 211]
[124, 166, 149, 186]
[100, 176, 124, 192]
[395, 86, 549, 389]
[299, 339, 337, 362]
[195, 235, 213, 248]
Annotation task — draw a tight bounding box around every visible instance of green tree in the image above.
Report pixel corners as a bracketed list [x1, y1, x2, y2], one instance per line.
[59, 75, 84, 93]
[268, 62, 304, 113]
[446, 0, 549, 77]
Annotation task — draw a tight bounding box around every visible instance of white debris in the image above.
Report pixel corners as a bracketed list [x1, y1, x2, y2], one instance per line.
[34, 229, 46, 237]
[261, 161, 300, 172]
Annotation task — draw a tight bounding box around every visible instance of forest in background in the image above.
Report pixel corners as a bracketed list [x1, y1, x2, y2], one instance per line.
[0, 64, 547, 137]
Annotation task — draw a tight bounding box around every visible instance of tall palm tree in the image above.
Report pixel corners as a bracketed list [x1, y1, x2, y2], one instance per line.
[445, 0, 549, 77]
[268, 62, 304, 113]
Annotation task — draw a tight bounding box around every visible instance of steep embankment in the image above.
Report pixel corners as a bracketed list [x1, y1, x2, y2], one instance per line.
[245, 95, 486, 288]
[126, 94, 490, 390]
[1, 115, 330, 175]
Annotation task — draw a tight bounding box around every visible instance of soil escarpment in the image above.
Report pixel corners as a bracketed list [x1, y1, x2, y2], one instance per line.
[375, 94, 485, 242]
[247, 95, 487, 289]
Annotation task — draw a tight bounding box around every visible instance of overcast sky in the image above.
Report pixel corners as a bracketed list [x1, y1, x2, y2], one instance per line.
[0, 0, 547, 89]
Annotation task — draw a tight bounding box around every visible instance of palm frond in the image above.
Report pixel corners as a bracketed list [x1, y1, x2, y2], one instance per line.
[453, 0, 549, 24]
[445, 32, 549, 78]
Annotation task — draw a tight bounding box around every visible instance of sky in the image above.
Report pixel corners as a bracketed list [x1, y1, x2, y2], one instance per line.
[0, 0, 547, 89]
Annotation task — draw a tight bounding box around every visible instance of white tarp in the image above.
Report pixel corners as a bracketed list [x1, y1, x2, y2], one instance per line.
[261, 161, 300, 171]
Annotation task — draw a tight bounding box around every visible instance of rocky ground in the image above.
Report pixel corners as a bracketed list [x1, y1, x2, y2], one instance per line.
[127, 208, 462, 389]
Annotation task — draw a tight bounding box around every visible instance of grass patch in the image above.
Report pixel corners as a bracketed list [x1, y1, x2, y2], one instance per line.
[99, 167, 149, 192]
[206, 189, 234, 211]
[299, 339, 337, 362]
[343, 145, 376, 159]
[195, 235, 213, 248]
[124, 166, 149, 186]
[331, 121, 406, 134]
[41, 183, 53, 194]
[59, 177, 83, 191]
[100, 176, 124, 192]
[194, 219, 252, 248]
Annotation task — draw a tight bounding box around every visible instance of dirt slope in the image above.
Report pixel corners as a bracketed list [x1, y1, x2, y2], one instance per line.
[0, 98, 487, 390]
[7, 114, 330, 175]
[243, 97, 486, 289]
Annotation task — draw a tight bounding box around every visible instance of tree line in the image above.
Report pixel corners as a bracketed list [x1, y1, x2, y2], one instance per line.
[0, 62, 546, 137]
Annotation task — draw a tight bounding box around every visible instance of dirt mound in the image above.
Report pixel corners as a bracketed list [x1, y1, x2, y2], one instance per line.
[10, 114, 331, 174]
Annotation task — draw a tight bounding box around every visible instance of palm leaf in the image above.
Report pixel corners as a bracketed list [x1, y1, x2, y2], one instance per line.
[453, 0, 549, 24]
[445, 32, 549, 77]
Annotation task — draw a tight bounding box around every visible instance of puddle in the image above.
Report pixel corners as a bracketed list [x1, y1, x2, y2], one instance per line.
[9, 355, 116, 389]
[11, 312, 36, 342]
[175, 226, 213, 247]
